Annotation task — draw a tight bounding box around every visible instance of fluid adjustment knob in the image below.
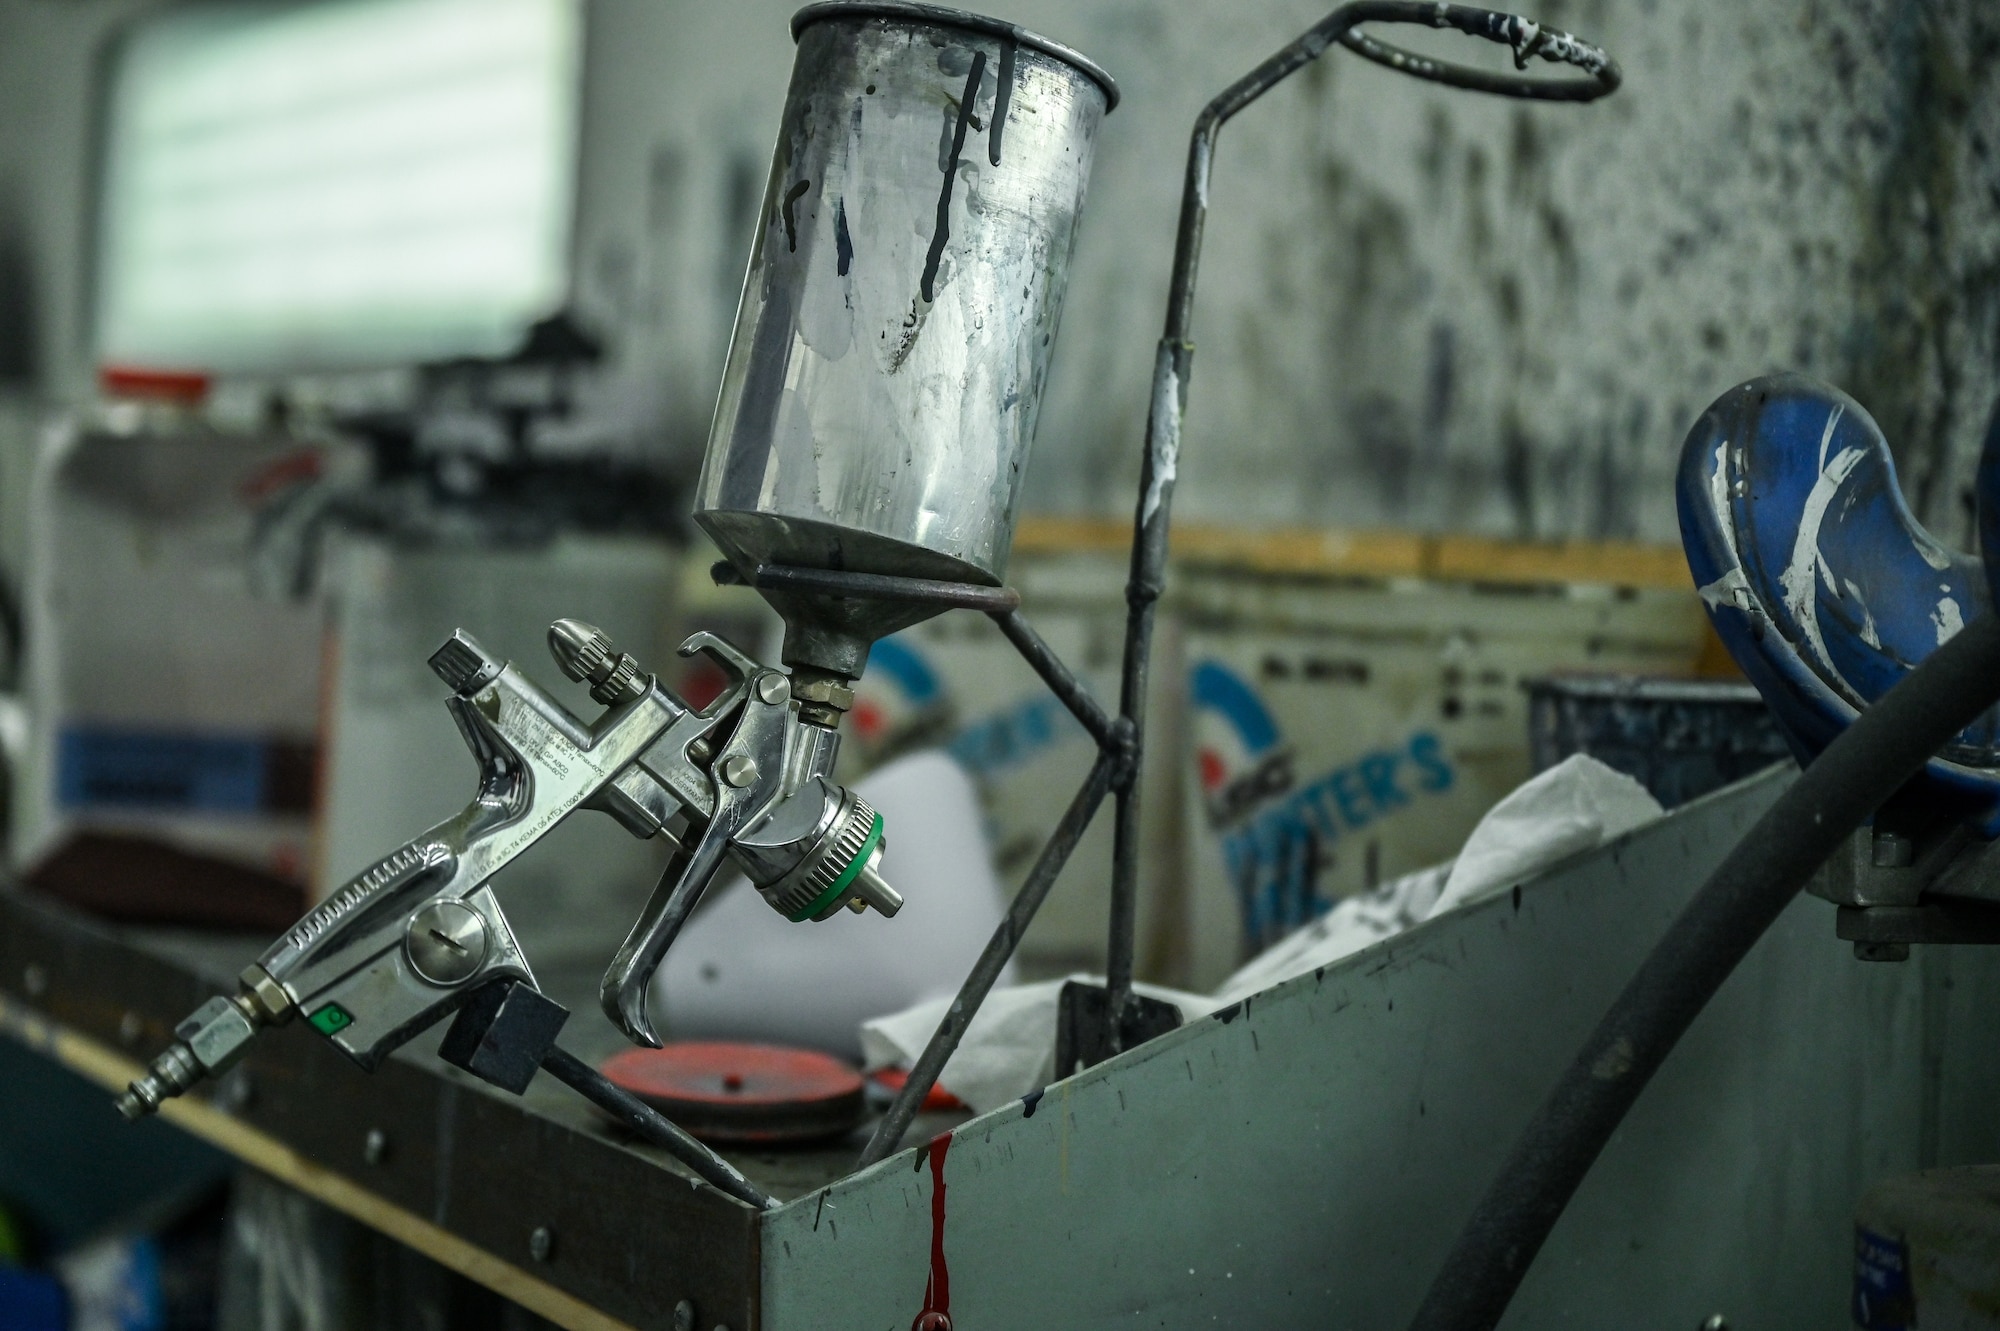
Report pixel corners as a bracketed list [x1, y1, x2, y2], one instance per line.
[547, 619, 648, 705]
[755, 791, 904, 922]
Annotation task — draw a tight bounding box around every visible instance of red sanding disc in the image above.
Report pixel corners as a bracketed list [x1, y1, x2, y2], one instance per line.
[600, 1042, 865, 1144]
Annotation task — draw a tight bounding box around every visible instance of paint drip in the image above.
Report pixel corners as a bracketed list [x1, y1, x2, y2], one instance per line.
[911, 1133, 953, 1331]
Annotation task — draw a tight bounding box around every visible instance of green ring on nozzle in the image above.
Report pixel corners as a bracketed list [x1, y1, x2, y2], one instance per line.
[788, 812, 885, 922]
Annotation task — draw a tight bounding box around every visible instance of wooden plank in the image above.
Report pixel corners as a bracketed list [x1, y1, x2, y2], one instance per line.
[1010, 514, 1430, 578]
[1010, 514, 1693, 590]
[1173, 525, 1430, 580]
[1428, 533, 1693, 590]
[0, 992, 638, 1331]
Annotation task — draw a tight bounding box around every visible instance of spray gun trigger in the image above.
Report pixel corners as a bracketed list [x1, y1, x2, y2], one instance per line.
[676, 632, 764, 710]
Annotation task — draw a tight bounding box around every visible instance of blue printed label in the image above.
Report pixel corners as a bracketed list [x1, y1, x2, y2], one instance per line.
[1215, 732, 1457, 948]
[1852, 1225, 1914, 1330]
[1190, 657, 1458, 949]
[949, 694, 1083, 777]
[57, 726, 270, 814]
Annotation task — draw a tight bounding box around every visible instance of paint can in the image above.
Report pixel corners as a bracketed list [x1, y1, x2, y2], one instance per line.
[1525, 674, 1791, 808]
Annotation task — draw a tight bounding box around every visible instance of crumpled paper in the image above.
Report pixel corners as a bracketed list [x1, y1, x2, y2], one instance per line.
[1211, 753, 1662, 1002]
[1426, 752, 1663, 918]
[1210, 861, 1452, 1006]
[860, 755, 1663, 1110]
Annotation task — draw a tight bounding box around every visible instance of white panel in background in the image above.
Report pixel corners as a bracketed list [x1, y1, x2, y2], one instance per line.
[96, 0, 579, 372]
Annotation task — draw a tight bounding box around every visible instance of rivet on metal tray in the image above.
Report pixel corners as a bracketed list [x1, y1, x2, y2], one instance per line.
[118, 1011, 145, 1047]
[21, 964, 46, 998]
[529, 1226, 554, 1263]
[363, 1128, 388, 1165]
[672, 1302, 694, 1331]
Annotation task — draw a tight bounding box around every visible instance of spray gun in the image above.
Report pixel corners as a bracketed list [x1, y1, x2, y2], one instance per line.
[118, 1, 1113, 1125]
[119, 620, 899, 1117]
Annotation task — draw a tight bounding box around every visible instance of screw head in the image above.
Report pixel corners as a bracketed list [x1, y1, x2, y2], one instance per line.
[755, 672, 790, 705]
[720, 754, 759, 788]
[529, 1226, 554, 1262]
[673, 1302, 695, 1331]
[405, 901, 489, 986]
[364, 1128, 388, 1165]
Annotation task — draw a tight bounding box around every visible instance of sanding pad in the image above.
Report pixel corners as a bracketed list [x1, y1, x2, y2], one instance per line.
[600, 1042, 865, 1144]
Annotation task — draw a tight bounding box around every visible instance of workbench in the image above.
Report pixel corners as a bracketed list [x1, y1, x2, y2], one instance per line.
[7, 765, 2000, 1329]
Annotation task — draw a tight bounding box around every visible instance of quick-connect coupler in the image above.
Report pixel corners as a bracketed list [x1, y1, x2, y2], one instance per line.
[116, 968, 292, 1119]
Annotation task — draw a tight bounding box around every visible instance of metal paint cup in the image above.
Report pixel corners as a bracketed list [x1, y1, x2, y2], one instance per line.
[697, 2, 1115, 675]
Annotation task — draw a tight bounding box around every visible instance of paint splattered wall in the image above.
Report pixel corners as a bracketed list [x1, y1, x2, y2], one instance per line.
[2, 0, 1995, 550]
[569, 0, 2000, 548]
[1116, 0, 2000, 547]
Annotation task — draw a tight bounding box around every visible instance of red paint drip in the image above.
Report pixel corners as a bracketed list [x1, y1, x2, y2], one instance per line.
[912, 1133, 953, 1331]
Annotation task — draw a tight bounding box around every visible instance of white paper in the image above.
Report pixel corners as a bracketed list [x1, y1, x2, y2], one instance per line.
[1424, 753, 1663, 919]
[1211, 860, 1452, 1006]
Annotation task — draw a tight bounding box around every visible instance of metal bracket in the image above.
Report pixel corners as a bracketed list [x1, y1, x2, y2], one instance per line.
[1810, 802, 2000, 959]
[1837, 899, 2000, 961]
[438, 979, 571, 1095]
[1053, 980, 1184, 1083]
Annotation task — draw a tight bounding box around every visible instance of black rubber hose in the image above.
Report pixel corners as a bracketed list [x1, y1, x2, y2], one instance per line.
[1409, 610, 2000, 1331]
[540, 1046, 777, 1211]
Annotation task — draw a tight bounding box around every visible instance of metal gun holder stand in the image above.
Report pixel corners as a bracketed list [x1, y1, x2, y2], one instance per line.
[116, 2, 1618, 1210]
[1809, 803, 2000, 960]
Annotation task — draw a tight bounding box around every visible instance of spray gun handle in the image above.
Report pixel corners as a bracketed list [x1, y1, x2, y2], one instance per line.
[118, 627, 680, 1118]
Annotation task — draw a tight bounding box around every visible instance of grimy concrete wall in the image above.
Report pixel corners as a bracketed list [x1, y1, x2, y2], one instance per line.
[2, 0, 1996, 551]
[571, 0, 2000, 549]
